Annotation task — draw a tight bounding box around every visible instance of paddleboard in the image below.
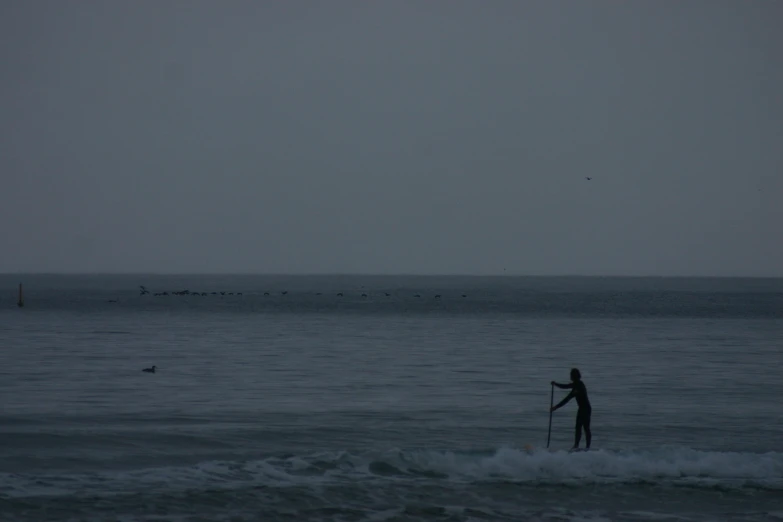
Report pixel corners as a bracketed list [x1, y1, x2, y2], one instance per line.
[523, 444, 592, 454]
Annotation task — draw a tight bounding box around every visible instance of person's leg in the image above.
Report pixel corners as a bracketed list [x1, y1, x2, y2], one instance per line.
[574, 411, 583, 449]
[584, 409, 592, 449]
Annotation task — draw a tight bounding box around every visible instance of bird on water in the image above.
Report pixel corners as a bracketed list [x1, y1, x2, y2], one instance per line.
[142, 366, 157, 373]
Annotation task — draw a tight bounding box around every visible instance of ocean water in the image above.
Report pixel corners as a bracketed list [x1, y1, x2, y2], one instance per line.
[1, 274, 782, 522]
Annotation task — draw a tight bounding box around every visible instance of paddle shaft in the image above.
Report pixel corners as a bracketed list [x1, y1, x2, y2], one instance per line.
[546, 383, 554, 448]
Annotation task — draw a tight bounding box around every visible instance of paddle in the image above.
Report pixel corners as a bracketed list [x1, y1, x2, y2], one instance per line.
[546, 382, 554, 448]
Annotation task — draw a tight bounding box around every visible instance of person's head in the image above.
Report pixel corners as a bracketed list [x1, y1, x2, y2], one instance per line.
[570, 368, 581, 382]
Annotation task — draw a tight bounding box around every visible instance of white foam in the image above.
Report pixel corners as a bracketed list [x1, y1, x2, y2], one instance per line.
[1, 446, 781, 498]
[387, 446, 783, 488]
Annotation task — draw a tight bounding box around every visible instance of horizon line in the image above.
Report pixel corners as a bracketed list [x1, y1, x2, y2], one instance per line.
[1, 272, 781, 279]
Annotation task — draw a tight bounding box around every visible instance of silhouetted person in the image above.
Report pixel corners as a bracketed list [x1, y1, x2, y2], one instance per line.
[551, 368, 591, 450]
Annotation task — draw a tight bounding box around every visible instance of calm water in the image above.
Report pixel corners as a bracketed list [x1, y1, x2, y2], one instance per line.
[1, 275, 782, 522]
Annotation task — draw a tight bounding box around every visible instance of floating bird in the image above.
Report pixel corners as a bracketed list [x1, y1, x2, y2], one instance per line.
[585, 177, 592, 181]
[142, 366, 156, 373]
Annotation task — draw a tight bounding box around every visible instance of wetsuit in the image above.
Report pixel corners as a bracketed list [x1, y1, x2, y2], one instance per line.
[553, 379, 592, 449]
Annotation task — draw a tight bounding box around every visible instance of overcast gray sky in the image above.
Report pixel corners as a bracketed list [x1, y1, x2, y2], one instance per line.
[1, 1, 781, 276]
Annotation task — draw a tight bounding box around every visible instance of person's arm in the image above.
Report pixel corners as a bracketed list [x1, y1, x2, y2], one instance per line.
[551, 381, 574, 390]
[551, 390, 575, 411]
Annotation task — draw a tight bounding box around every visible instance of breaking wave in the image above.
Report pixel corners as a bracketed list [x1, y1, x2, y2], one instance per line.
[2, 446, 781, 498]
